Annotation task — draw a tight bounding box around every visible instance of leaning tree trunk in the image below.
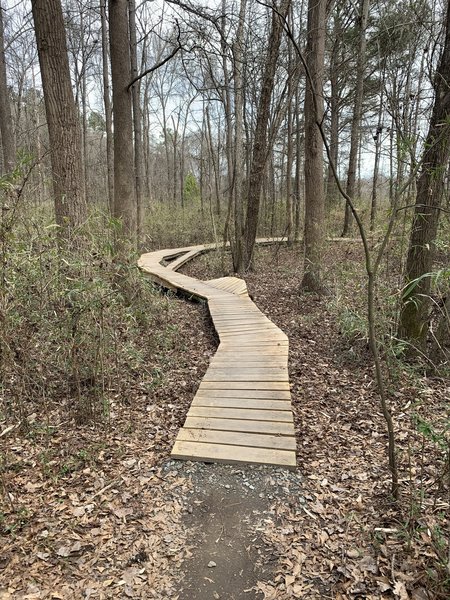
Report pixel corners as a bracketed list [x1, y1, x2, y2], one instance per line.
[31, 0, 86, 235]
[301, 0, 327, 292]
[0, 1, 16, 173]
[241, 0, 291, 272]
[398, 0, 450, 353]
[109, 0, 136, 247]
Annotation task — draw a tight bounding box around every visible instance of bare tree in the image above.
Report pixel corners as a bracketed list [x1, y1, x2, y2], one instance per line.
[109, 0, 136, 245]
[0, 1, 16, 173]
[398, 0, 450, 354]
[129, 0, 144, 243]
[231, 0, 247, 269]
[341, 0, 370, 237]
[301, 0, 327, 292]
[240, 0, 291, 272]
[31, 0, 86, 235]
[100, 0, 114, 212]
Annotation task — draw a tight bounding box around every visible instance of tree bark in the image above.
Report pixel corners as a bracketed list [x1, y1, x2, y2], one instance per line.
[231, 0, 247, 271]
[109, 0, 136, 245]
[325, 19, 340, 206]
[342, 0, 370, 236]
[398, 0, 450, 352]
[100, 0, 114, 213]
[241, 0, 291, 272]
[129, 0, 144, 244]
[0, 2, 16, 173]
[301, 0, 326, 292]
[294, 87, 302, 242]
[370, 84, 384, 231]
[31, 0, 86, 235]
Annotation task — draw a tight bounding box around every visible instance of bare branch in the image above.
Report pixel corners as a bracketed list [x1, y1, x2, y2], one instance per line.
[127, 22, 183, 89]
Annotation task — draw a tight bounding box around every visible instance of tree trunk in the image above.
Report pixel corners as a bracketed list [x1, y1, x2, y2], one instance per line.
[370, 84, 384, 231]
[0, 2, 16, 173]
[325, 13, 341, 206]
[285, 17, 294, 244]
[109, 0, 136, 246]
[241, 0, 291, 271]
[398, 0, 450, 352]
[342, 0, 370, 236]
[301, 0, 326, 292]
[231, 0, 246, 271]
[31, 0, 86, 235]
[294, 87, 302, 242]
[129, 0, 144, 244]
[100, 0, 114, 213]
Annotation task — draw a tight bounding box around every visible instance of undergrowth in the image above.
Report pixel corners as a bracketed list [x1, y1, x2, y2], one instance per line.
[0, 204, 175, 428]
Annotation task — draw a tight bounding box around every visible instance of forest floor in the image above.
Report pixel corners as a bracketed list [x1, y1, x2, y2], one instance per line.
[1, 243, 449, 599]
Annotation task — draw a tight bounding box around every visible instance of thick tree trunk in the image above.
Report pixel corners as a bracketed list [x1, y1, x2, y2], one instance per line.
[301, 0, 326, 292]
[31, 0, 86, 234]
[0, 2, 15, 173]
[109, 0, 136, 245]
[398, 0, 450, 352]
[241, 0, 291, 271]
[342, 0, 370, 236]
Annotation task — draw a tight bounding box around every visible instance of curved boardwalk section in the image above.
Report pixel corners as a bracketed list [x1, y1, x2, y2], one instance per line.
[138, 242, 296, 469]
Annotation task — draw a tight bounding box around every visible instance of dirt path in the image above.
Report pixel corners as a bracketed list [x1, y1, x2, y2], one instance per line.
[174, 462, 304, 600]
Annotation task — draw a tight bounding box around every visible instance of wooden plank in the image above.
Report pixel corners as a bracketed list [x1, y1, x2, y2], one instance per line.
[184, 416, 294, 436]
[206, 366, 287, 373]
[210, 353, 286, 360]
[213, 317, 272, 324]
[215, 325, 279, 333]
[217, 346, 288, 352]
[203, 371, 288, 382]
[220, 331, 287, 338]
[195, 388, 291, 399]
[188, 406, 292, 422]
[191, 397, 292, 410]
[166, 249, 203, 271]
[199, 380, 290, 391]
[213, 319, 271, 326]
[216, 349, 288, 356]
[176, 428, 296, 450]
[218, 341, 288, 348]
[171, 440, 296, 469]
[208, 360, 287, 368]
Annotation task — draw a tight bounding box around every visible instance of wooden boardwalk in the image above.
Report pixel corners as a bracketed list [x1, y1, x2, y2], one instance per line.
[138, 242, 296, 469]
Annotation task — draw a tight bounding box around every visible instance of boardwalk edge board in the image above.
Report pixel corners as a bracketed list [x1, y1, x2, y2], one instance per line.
[138, 239, 297, 469]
